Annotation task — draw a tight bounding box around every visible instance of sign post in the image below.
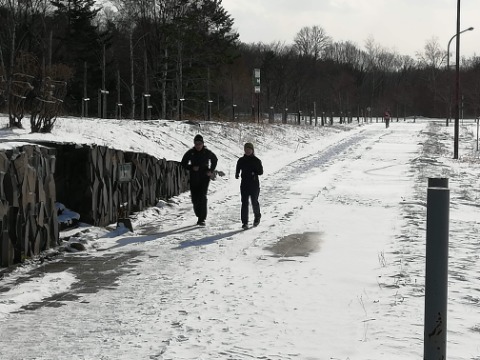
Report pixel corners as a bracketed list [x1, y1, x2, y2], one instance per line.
[253, 68, 261, 122]
[118, 163, 133, 231]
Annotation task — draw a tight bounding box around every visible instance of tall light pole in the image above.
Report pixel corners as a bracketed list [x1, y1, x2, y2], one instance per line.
[446, 26, 473, 126]
[453, 1, 470, 159]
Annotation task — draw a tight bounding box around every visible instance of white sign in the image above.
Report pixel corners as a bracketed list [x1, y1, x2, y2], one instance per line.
[118, 163, 132, 182]
[254, 68, 261, 93]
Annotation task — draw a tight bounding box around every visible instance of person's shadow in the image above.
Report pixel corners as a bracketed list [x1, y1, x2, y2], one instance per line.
[173, 229, 245, 249]
[97, 224, 198, 251]
[97, 225, 244, 251]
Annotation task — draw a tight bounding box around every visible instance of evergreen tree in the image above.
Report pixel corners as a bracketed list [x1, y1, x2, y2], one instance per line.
[50, 0, 110, 114]
[176, 0, 239, 113]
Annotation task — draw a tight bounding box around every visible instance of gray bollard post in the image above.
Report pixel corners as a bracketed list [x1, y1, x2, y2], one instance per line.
[428, 178, 448, 188]
[424, 178, 449, 360]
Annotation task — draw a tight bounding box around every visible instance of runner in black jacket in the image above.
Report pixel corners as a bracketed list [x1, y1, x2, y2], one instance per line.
[235, 142, 263, 229]
[181, 134, 218, 226]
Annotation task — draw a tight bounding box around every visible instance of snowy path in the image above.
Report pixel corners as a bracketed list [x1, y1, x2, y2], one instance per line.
[0, 124, 415, 360]
[0, 122, 478, 359]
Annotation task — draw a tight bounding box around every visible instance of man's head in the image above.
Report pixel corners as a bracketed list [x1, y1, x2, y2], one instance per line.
[194, 134, 204, 150]
[244, 142, 254, 155]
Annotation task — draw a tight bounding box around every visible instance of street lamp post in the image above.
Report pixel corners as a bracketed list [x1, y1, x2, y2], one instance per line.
[446, 26, 473, 127]
[116, 102, 123, 119]
[179, 98, 185, 121]
[207, 100, 213, 121]
[232, 104, 237, 121]
[82, 97, 90, 118]
[142, 93, 151, 120]
[98, 89, 109, 118]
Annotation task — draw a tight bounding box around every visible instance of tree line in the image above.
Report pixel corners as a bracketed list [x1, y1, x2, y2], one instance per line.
[1, 0, 480, 132]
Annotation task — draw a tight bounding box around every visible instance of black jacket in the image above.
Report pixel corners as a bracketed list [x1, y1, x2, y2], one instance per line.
[181, 146, 218, 180]
[235, 154, 263, 185]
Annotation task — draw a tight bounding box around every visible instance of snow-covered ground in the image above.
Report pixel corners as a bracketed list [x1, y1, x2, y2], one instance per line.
[0, 116, 479, 359]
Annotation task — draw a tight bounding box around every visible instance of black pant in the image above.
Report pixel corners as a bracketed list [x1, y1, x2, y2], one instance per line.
[190, 178, 210, 221]
[240, 183, 260, 224]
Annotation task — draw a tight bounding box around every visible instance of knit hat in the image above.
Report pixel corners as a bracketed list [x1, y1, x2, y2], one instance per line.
[244, 142, 254, 151]
[194, 134, 204, 143]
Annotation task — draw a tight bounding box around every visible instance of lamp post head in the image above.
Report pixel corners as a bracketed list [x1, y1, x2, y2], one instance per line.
[447, 26, 475, 67]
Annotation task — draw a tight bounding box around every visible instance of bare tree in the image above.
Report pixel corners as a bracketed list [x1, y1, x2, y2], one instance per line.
[416, 36, 446, 69]
[416, 37, 447, 115]
[293, 25, 331, 60]
[0, 0, 53, 126]
[325, 41, 366, 70]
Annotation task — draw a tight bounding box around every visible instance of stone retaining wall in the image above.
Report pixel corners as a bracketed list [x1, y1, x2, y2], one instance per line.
[0, 142, 189, 267]
[51, 143, 189, 226]
[0, 144, 57, 266]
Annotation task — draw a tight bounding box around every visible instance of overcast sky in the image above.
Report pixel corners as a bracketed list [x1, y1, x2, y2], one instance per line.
[221, 0, 479, 59]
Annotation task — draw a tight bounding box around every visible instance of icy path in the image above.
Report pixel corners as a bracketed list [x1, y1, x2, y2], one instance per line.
[2, 122, 477, 359]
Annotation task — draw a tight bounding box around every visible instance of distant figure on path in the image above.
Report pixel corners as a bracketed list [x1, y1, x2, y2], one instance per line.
[384, 109, 391, 128]
[181, 134, 218, 226]
[235, 142, 263, 230]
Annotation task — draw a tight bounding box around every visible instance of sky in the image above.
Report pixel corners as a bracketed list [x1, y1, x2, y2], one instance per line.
[221, 0, 480, 59]
[0, 115, 480, 359]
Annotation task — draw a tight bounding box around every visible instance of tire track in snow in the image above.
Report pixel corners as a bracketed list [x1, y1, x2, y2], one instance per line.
[259, 132, 367, 223]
